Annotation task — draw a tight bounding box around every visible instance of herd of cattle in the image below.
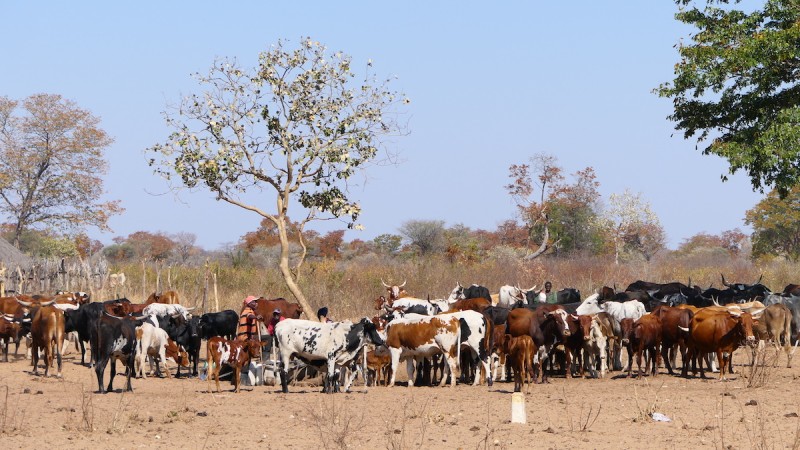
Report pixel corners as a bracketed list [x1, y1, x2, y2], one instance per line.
[0, 274, 797, 395]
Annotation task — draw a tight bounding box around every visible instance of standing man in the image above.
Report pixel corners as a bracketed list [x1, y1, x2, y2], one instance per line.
[237, 295, 260, 341]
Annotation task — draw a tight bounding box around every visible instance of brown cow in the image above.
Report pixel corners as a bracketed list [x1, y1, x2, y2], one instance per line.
[621, 314, 662, 379]
[165, 338, 190, 368]
[681, 308, 756, 379]
[146, 290, 180, 305]
[253, 297, 304, 322]
[447, 297, 491, 313]
[504, 334, 535, 393]
[365, 347, 391, 386]
[206, 336, 263, 393]
[0, 314, 21, 362]
[752, 303, 794, 368]
[651, 304, 693, 375]
[505, 306, 571, 383]
[30, 303, 66, 377]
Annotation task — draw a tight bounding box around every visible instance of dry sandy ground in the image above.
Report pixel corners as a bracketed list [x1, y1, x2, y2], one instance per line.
[0, 345, 798, 449]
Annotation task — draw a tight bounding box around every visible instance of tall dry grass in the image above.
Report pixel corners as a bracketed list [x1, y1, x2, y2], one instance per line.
[78, 250, 800, 320]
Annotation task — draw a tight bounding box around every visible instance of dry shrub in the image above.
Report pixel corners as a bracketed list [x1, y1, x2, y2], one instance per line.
[301, 396, 365, 450]
[0, 385, 29, 434]
[744, 345, 781, 389]
[99, 251, 800, 321]
[630, 379, 666, 423]
[384, 395, 430, 450]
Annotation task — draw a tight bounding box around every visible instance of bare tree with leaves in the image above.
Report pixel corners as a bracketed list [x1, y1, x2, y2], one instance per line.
[148, 38, 407, 319]
[0, 94, 122, 247]
[506, 153, 564, 260]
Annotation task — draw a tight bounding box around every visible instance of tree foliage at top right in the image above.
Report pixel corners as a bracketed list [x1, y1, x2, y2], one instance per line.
[657, 0, 800, 196]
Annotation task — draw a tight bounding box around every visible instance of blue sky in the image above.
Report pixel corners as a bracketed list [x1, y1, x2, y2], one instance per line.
[1, 1, 764, 250]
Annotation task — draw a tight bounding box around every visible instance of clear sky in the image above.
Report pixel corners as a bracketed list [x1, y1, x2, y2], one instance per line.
[1, 1, 765, 250]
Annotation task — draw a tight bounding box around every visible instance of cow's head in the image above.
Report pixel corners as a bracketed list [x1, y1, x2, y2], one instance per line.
[576, 293, 601, 315]
[359, 318, 385, 347]
[546, 309, 571, 338]
[446, 282, 465, 303]
[374, 296, 388, 311]
[578, 315, 594, 341]
[620, 318, 635, 345]
[381, 279, 407, 301]
[732, 311, 756, 345]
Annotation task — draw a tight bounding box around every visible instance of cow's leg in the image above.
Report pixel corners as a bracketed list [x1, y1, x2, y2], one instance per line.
[108, 357, 117, 392]
[31, 342, 39, 375]
[79, 339, 86, 366]
[278, 352, 290, 394]
[512, 355, 522, 392]
[95, 358, 106, 393]
[233, 366, 241, 393]
[662, 345, 674, 375]
[1, 338, 7, 363]
[388, 349, 401, 387]
[55, 336, 63, 378]
[635, 347, 643, 379]
[444, 354, 458, 387]
[407, 357, 417, 387]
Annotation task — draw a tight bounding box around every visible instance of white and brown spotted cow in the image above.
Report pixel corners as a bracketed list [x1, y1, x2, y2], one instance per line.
[384, 314, 462, 387]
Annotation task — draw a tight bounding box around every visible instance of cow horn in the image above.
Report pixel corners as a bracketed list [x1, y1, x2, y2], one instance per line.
[721, 274, 730, 287]
[750, 307, 765, 318]
[185, 306, 196, 311]
[754, 274, 763, 285]
[381, 278, 390, 288]
[103, 312, 123, 319]
[678, 326, 689, 332]
[728, 310, 742, 318]
[688, 277, 692, 288]
[527, 285, 537, 293]
[570, 314, 579, 320]
[2, 314, 13, 321]
[399, 280, 407, 288]
[39, 300, 55, 307]
[15, 299, 32, 307]
[712, 297, 721, 307]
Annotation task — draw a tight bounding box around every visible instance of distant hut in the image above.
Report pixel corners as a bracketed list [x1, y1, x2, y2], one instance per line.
[0, 237, 33, 295]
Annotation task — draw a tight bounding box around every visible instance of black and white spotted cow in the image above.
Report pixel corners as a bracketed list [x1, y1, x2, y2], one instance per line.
[94, 313, 141, 393]
[274, 318, 385, 394]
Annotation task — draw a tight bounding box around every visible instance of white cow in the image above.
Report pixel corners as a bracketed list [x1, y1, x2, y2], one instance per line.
[582, 315, 608, 378]
[134, 323, 172, 378]
[142, 303, 194, 321]
[274, 318, 384, 393]
[577, 294, 644, 370]
[497, 285, 528, 308]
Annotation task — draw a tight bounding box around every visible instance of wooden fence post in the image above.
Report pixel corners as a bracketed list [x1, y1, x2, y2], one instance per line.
[202, 258, 209, 314]
[213, 271, 219, 313]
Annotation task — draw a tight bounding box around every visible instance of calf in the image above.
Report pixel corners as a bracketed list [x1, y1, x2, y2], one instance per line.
[207, 336, 263, 393]
[365, 347, 391, 386]
[505, 334, 535, 393]
[752, 303, 794, 367]
[30, 303, 65, 377]
[0, 314, 21, 362]
[275, 318, 385, 393]
[578, 315, 607, 378]
[621, 314, 662, 379]
[135, 323, 172, 378]
[198, 310, 239, 340]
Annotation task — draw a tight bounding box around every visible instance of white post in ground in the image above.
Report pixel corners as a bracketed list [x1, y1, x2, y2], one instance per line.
[511, 392, 527, 424]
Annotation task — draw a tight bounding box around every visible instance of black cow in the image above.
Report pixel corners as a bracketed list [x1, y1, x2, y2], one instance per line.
[94, 314, 141, 393]
[456, 283, 491, 301]
[64, 298, 130, 366]
[198, 310, 238, 340]
[157, 315, 201, 377]
[483, 306, 511, 325]
[700, 276, 772, 305]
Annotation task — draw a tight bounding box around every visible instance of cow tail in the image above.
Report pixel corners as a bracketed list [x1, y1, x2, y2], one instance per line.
[456, 322, 462, 370]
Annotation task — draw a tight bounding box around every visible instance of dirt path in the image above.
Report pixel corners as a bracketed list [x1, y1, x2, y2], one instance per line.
[0, 346, 798, 449]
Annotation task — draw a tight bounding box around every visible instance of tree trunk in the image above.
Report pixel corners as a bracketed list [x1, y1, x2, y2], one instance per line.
[276, 216, 315, 321]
